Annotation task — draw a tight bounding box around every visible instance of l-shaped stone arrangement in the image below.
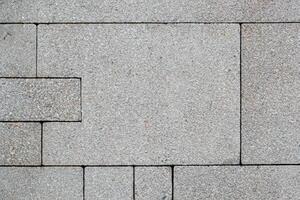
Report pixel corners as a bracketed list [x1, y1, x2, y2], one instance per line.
[0, 1, 299, 199]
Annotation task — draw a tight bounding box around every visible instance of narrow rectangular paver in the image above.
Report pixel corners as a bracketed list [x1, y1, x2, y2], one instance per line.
[0, 123, 40, 165]
[135, 167, 172, 200]
[0, 25, 36, 77]
[175, 166, 300, 200]
[242, 24, 300, 164]
[0, 0, 299, 22]
[40, 24, 240, 165]
[0, 167, 83, 200]
[85, 167, 133, 200]
[0, 78, 81, 121]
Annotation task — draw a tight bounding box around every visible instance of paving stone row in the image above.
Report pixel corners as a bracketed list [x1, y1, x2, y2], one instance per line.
[1, 166, 299, 199]
[37, 23, 300, 165]
[0, 0, 299, 22]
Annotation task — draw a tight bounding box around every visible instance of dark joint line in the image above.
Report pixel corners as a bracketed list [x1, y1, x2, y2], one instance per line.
[239, 23, 243, 165]
[0, 22, 299, 25]
[1, 164, 300, 168]
[0, 120, 82, 123]
[0, 77, 81, 79]
[133, 166, 136, 200]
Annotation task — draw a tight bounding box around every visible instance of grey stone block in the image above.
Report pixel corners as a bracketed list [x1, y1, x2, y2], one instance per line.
[0, 167, 83, 200]
[135, 167, 172, 200]
[40, 24, 240, 165]
[0, 78, 81, 121]
[0, 123, 40, 165]
[0, 0, 299, 22]
[242, 24, 300, 164]
[175, 166, 300, 200]
[0, 25, 36, 77]
[85, 167, 133, 200]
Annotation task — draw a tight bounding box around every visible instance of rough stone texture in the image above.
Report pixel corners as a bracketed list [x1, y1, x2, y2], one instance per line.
[85, 167, 133, 200]
[40, 24, 240, 165]
[0, 0, 299, 22]
[0, 24, 36, 77]
[0, 123, 40, 165]
[0, 78, 81, 121]
[0, 167, 83, 200]
[0, 0, 299, 198]
[242, 24, 300, 164]
[175, 166, 300, 200]
[135, 167, 172, 200]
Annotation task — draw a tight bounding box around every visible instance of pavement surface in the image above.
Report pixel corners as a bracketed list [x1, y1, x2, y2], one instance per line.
[0, 1, 299, 199]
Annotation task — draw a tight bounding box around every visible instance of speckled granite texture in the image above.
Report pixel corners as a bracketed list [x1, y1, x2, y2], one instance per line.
[0, 1, 299, 199]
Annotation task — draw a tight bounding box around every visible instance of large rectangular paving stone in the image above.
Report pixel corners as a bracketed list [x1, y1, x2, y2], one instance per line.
[0, 167, 83, 200]
[0, 25, 36, 77]
[0, 0, 299, 22]
[0, 123, 40, 165]
[0, 78, 81, 121]
[242, 24, 300, 164]
[135, 167, 172, 200]
[40, 24, 240, 165]
[85, 167, 133, 200]
[175, 166, 300, 200]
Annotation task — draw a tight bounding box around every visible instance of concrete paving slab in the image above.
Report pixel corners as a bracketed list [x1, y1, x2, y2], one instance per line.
[135, 167, 172, 200]
[175, 166, 300, 200]
[0, 0, 299, 22]
[242, 24, 300, 164]
[0, 78, 81, 121]
[85, 167, 133, 200]
[0, 167, 83, 200]
[0, 123, 41, 165]
[0, 25, 36, 77]
[40, 24, 240, 165]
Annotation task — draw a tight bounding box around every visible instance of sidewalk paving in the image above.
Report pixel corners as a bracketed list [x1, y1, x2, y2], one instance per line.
[0, 1, 299, 199]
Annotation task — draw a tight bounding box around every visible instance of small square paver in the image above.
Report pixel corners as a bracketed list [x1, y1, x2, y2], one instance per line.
[135, 167, 172, 200]
[85, 167, 133, 200]
[0, 167, 83, 200]
[40, 24, 240, 165]
[0, 123, 41, 165]
[0, 78, 81, 121]
[175, 166, 300, 200]
[242, 24, 300, 164]
[0, 24, 36, 77]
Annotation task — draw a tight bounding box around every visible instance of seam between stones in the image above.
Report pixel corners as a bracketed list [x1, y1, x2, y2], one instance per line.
[80, 78, 83, 122]
[35, 24, 38, 77]
[239, 23, 243, 165]
[0, 22, 299, 25]
[41, 122, 44, 166]
[133, 166, 135, 200]
[82, 166, 85, 200]
[171, 166, 174, 200]
[1, 164, 299, 167]
[0, 120, 82, 123]
[0, 77, 81, 79]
